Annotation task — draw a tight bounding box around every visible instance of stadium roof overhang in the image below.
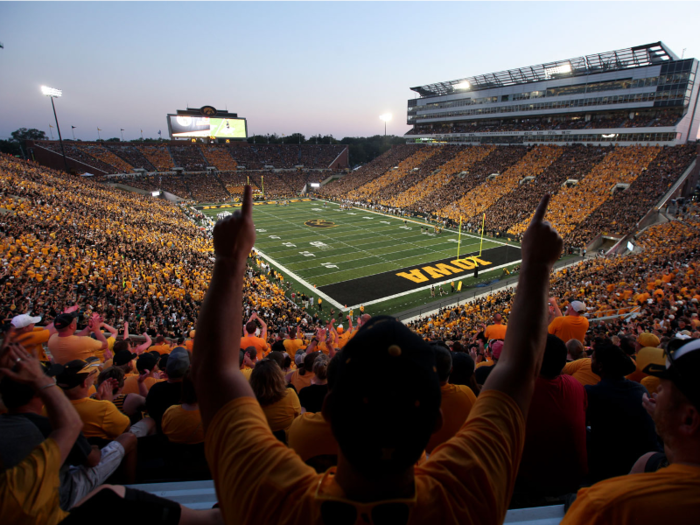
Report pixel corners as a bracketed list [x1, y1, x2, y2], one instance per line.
[410, 42, 680, 98]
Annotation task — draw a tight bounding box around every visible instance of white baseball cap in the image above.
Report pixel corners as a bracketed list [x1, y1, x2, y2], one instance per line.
[11, 313, 42, 329]
[569, 301, 587, 313]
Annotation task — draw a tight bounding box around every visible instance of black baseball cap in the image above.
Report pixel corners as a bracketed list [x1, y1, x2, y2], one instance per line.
[113, 349, 137, 367]
[328, 316, 441, 476]
[53, 312, 78, 330]
[136, 353, 158, 374]
[644, 338, 700, 410]
[56, 360, 98, 389]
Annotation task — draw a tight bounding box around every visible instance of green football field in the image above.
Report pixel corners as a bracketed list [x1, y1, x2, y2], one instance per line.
[201, 200, 522, 313]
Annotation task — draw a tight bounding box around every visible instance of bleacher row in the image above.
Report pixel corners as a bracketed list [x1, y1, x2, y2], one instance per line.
[35, 141, 346, 173]
[322, 143, 697, 248]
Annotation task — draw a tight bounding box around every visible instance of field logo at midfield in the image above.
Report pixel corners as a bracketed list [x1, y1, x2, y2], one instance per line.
[305, 219, 337, 228]
[396, 256, 492, 283]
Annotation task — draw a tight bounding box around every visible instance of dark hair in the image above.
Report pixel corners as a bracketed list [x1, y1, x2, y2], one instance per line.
[283, 354, 292, 370]
[449, 352, 480, 394]
[594, 342, 636, 377]
[158, 354, 169, 372]
[327, 351, 342, 391]
[0, 378, 35, 410]
[250, 359, 287, 406]
[113, 340, 130, 354]
[268, 351, 285, 369]
[97, 367, 125, 389]
[619, 336, 636, 356]
[239, 350, 245, 367]
[432, 344, 452, 382]
[245, 321, 257, 334]
[301, 351, 320, 376]
[245, 346, 257, 360]
[540, 335, 567, 378]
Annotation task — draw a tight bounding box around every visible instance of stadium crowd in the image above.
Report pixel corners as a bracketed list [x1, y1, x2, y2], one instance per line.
[2, 169, 699, 523]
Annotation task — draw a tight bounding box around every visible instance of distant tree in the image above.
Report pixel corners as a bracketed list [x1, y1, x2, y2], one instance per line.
[106, 137, 121, 142]
[0, 139, 22, 157]
[11, 128, 47, 143]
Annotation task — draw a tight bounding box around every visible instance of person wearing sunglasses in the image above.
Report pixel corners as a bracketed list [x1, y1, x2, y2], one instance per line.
[193, 190, 562, 525]
[562, 337, 700, 524]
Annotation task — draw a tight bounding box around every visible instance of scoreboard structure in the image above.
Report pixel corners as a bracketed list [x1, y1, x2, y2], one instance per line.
[167, 106, 248, 141]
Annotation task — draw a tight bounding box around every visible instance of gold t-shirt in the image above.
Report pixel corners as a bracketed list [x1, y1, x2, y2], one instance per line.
[205, 390, 524, 524]
[162, 405, 204, 444]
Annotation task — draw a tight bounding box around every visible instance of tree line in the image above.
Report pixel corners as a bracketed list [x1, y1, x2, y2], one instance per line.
[1, 128, 407, 167]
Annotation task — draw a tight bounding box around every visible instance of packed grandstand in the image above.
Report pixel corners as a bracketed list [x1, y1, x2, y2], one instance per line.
[2, 40, 700, 525]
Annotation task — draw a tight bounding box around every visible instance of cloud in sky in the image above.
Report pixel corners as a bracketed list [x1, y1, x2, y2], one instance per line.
[1, 1, 699, 141]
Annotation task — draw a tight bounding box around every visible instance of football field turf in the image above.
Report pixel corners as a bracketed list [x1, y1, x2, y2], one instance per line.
[201, 200, 522, 311]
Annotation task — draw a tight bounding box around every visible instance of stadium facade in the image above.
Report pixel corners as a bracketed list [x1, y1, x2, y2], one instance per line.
[406, 42, 700, 146]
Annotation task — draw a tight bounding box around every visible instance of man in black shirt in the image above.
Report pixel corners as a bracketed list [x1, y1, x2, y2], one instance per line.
[585, 341, 662, 482]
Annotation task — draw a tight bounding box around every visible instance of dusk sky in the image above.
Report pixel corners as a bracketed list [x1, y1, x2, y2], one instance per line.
[1, 2, 699, 141]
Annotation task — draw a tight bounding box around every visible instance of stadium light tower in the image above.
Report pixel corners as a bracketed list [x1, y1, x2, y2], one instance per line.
[379, 113, 392, 137]
[41, 85, 69, 172]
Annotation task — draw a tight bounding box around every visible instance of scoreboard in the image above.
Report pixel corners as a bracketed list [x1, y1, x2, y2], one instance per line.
[167, 106, 247, 140]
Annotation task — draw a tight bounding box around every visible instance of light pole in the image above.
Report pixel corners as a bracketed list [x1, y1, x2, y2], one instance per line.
[379, 113, 392, 137]
[120, 128, 125, 141]
[41, 86, 69, 172]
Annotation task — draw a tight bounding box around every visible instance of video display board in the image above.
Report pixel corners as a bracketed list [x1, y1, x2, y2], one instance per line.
[168, 115, 247, 139]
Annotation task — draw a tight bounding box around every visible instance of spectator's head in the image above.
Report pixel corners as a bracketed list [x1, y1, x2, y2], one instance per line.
[432, 343, 452, 383]
[97, 366, 125, 396]
[155, 335, 166, 345]
[166, 347, 190, 380]
[243, 346, 257, 368]
[158, 354, 169, 373]
[619, 336, 636, 357]
[56, 360, 99, 398]
[10, 313, 42, 335]
[303, 351, 321, 376]
[323, 316, 441, 479]
[268, 351, 285, 369]
[189, 330, 196, 340]
[567, 301, 586, 317]
[644, 338, 700, 453]
[53, 313, 77, 334]
[637, 332, 661, 352]
[540, 335, 567, 379]
[449, 352, 476, 387]
[0, 362, 61, 411]
[250, 359, 286, 406]
[566, 339, 585, 361]
[136, 353, 158, 375]
[245, 321, 257, 335]
[451, 341, 464, 353]
[112, 348, 137, 374]
[239, 350, 245, 369]
[313, 354, 330, 381]
[493, 313, 503, 324]
[591, 342, 636, 379]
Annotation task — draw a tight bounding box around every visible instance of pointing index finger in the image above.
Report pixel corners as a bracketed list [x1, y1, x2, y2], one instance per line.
[530, 194, 551, 225]
[242, 185, 253, 218]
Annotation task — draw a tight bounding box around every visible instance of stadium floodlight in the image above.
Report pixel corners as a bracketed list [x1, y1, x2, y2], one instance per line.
[454, 81, 471, 90]
[544, 63, 572, 79]
[40, 85, 68, 172]
[379, 113, 392, 136]
[41, 86, 62, 98]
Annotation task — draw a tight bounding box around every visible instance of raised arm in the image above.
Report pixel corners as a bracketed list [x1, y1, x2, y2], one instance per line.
[258, 315, 268, 341]
[101, 322, 119, 339]
[133, 332, 152, 354]
[482, 195, 563, 417]
[193, 185, 256, 430]
[123, 321, 130, 341]
[0, 344, 83, 464]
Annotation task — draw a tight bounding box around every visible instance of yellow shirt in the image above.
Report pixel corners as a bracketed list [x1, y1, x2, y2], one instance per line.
[290, 370, 314, 393]
[287, 412, 339, 463]
[47, 334, 104, 365]
[484, 323, 507, 341]
[162, 405, 204, 444]
[241, 335, 269, 360]
[0, 438, 68, 525]
[205, 390, 524, 524]
[283, 338, 304, 358]
[122, 375, 159, 395]
[426, 383, 477, 453]
[16, 328, 51, 361]
[563, 358, 601, 387]
[562, 463, 700, 525]
[261, 389, 301, 433]
[548, 316, 589, 344]
[68, 397, 130, 440]
[149, 344, 172, 355]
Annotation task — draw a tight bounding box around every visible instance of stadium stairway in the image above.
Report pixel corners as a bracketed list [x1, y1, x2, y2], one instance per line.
[126, 480, 566, 523]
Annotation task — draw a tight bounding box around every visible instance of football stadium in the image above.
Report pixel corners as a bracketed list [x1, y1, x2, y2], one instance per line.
[2, 8, 700, 522]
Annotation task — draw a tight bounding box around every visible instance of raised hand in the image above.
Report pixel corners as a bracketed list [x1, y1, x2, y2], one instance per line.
[521, 195, 563, 270]
[0, 343, 48, 388]
[96, 378, 118, 402]
[213, 185, 256, 263]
